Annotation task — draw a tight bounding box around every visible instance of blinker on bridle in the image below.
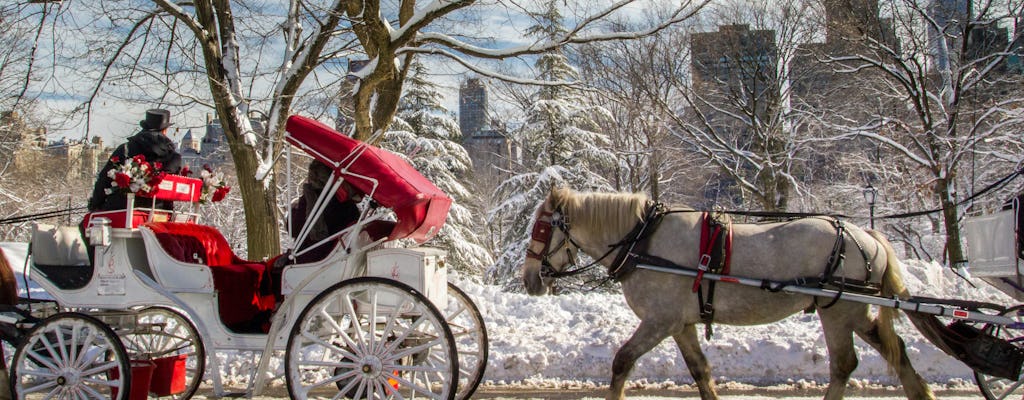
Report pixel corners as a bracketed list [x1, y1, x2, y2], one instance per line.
[526, 208, 587, 279]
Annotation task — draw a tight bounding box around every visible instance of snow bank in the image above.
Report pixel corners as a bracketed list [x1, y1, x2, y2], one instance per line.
[456, 259, 1015, 387]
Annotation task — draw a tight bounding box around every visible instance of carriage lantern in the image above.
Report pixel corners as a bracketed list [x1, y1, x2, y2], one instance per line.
[863, 183, 877, 229]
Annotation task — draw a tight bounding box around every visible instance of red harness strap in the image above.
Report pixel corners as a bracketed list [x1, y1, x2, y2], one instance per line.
[693, 213, 732, 292]
[692, 212, 733, 339]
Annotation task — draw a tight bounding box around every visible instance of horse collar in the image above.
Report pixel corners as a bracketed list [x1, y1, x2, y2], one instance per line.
[607, 201, 666, 281]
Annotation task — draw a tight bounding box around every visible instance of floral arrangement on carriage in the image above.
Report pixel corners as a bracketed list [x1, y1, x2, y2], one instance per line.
[104, 154, 166, 197]
[182, 164, 231, 203]
[105, 156, 230, 203]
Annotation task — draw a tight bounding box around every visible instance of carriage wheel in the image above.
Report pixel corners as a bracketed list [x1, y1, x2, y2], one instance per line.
[284, 277, 458, 400]
[445, 283, 488, 400]
[975, 304, 1024, 400]
[11, 312, 131, 400]
[118, 306, 205, 399]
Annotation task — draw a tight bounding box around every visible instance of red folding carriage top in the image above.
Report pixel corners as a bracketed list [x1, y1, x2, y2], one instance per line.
[284, 115, 451, 243]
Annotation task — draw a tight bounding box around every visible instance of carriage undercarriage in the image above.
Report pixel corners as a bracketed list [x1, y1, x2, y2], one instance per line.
[0, 115, 489, 400]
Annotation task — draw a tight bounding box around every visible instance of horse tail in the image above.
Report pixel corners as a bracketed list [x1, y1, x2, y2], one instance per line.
[867, 230, 908, 368]
[0, 247, 17, 306]
[867, 230, 960, 364]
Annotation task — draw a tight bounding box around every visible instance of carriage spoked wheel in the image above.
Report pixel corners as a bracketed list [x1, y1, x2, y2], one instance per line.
[285, 277, 458, 400]
[10, 312, 131, 400]
[445, 283, 488, 400]
[975, 304, 1024, 400]
[117, 306, 206, 399]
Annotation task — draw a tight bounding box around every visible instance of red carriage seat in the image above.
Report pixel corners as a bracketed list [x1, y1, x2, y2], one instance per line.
[285, 115, 451, 244]
[143, 222, 275, 331]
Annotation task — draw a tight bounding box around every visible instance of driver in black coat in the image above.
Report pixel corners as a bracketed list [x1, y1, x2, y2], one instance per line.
[88, 109, 183, 212]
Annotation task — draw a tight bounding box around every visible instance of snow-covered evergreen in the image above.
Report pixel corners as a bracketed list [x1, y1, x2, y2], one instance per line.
[486, 1, 617, 289]
[382, 61, 494, 274]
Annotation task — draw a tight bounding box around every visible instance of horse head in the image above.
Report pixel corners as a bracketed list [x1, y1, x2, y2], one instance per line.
[522, 188, 579, 296]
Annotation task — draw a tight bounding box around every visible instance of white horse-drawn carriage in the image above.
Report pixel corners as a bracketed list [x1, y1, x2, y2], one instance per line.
[0, 115, 487, 400]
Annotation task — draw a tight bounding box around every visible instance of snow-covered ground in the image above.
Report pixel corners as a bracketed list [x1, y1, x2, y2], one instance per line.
[456, 259, 1013, 389]
[2, 240, 1014, 391]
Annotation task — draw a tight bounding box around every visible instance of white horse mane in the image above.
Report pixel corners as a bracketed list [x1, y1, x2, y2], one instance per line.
[550, 188, 649, 243]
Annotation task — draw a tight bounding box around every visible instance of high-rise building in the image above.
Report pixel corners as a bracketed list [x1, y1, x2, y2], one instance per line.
[457, 78, 513, 183]
[691, 24, 777, 90]
[459, 78, 488, 137]
[689, 25, 779, 208]
[336, 59, 372, 134]
[823, 0, 883, 44]
[928, 0, 970, 71]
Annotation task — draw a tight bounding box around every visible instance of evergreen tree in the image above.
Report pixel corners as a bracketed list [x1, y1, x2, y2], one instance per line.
[382, 61, 493, 275]
[486, 1, 616, 289]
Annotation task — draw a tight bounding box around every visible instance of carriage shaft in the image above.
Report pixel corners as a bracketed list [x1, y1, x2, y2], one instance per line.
[636, 264, 1022, 328]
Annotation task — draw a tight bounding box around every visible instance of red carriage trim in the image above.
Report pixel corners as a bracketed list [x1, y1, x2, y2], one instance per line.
[142, 174, 203, 203]
[284, 115, 451, 243]
[143, 222, 275, 330]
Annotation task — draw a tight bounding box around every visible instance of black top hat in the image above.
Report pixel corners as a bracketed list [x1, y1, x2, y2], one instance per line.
[140, 109, 173, 130]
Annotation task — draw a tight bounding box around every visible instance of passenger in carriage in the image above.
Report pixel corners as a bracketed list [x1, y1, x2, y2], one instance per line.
[287, 159, 363, 264]
[87, 109, 183, 212]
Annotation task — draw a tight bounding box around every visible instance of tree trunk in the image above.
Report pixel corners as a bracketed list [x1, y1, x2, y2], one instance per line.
[937, 177, 966, 266]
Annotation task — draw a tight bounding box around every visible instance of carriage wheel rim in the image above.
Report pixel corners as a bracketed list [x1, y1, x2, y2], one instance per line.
[445, 283, 488, 400]
[116, 306, 206, 400]
[12, 312, 130, 400]
[285, 277, 458, 400]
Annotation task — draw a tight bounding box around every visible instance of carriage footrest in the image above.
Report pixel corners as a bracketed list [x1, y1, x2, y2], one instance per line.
[945, 321, 1024, 380]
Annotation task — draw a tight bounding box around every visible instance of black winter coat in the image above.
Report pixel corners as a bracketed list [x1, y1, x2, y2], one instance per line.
[88, 129, 183, 212]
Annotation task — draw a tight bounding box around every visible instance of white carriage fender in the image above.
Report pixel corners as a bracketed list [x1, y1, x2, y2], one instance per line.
[251, 259, 338, 395]
[132, 270, 227, 397]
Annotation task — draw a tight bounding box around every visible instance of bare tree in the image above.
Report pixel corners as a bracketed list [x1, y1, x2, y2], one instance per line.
[25, 0, 707, 260]
[818, 0, 1024, 266]
[576, 17, 694, 203]
[651, 0, 824, 211]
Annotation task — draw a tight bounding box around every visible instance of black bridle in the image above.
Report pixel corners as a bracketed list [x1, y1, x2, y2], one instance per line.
[526, 206, 621, 281]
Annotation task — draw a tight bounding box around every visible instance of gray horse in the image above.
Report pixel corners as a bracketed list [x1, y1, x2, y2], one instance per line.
[522, 188, 949, 400]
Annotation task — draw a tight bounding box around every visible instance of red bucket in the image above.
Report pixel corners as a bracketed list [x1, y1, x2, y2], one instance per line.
[110, 360, 155, 400]
[150, 354, 189, 396]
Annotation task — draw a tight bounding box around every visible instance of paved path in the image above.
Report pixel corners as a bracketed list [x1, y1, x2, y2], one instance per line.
[193, 386, 987, 399]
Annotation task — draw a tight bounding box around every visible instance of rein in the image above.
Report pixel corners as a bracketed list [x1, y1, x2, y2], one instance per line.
[529, 202, 664, 284]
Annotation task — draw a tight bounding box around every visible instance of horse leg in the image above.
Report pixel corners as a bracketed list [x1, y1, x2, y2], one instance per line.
[672, 324, 718, 400]
[608, 320, 670, 400]
[817, 305, 862, 400]
[855, 318, 934, 399]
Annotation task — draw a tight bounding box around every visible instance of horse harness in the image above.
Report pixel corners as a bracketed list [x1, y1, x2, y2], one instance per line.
[534, 203, 881, 339]
[615, 209, 733, 339]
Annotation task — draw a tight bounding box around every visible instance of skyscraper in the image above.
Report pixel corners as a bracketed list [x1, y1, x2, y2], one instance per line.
[457, 78, 513, 183]
[459, 78, 488, 137]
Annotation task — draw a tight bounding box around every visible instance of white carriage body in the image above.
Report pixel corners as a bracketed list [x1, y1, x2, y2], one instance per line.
[12, 115, 464, 398]
[965, 208, 1019, 277]
[964, 201, 1023, 301]
[367, 247, 448, 308]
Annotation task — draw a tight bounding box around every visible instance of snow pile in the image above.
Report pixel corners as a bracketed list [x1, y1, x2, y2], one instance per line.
[456, 259, 1015, 387]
